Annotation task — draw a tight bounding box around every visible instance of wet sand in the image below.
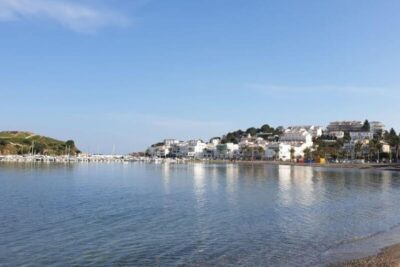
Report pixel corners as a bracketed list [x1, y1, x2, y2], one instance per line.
[333, 243, 400, 267]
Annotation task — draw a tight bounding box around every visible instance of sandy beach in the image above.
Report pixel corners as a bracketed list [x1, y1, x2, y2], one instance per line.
[332, 243, 400, 267]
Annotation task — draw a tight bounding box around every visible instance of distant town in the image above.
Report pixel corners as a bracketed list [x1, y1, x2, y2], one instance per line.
[1, 120, 400, 165]
[146, 120, 400, 164]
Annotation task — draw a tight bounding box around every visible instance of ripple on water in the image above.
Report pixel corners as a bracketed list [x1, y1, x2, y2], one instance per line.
[1, 163, 400, 266]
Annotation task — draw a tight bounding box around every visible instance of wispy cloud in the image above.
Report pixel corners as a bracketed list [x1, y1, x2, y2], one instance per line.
[0, 0, 129, 33]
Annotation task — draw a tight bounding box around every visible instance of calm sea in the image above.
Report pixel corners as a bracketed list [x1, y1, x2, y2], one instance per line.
[1, 163, 400, 266]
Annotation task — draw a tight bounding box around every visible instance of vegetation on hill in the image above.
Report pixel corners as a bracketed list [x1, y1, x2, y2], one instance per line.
[313, 128, 400, 162]
[220, 124, 284, 144]
[0, 131, 80, 155]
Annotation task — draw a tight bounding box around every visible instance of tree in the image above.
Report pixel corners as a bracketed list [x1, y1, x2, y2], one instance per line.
[384, 129, 399, 162]
[22, 139, 31, 145]
[33, 142, 46, 155]
[354, 141, 363, 159]
[395, 133, 400, 162]
[0, 139, 7, 146]
[369, 134, 383, 162]
[65, 140, 76, 148]
[290, 148, 295, 161]
[343, 132, 351, 143]
[274, 126, 284, 135]
[375, 129, 383, 138]
[375, 142, 383, 162]
[246, 127, 257, 137]
[236, 129, 244, 136]
[222, 132, 238, 144]
[312, 136, 344, 161]
[18, 145, 27, 155]
[303, 148, 311, 161]
[362, 120, 370, 132]
[260, 124, 273, 133]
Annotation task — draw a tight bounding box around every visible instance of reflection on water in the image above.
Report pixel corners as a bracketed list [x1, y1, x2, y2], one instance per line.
[278, 166, 317, 207]
[162, 163, 172, 194]
[1, 162, 400, 266]
[193, 163, 206, 207]
[225, 164, 239, 205]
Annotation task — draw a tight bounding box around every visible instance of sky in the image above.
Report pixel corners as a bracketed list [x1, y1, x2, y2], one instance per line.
[1, 0, 400, 153]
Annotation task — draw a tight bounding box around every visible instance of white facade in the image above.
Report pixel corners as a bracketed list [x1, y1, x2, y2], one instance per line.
[164, 139, 180, 146]
[327, 121, 363, 133]
[147, 145, 170, 157]
[370, 121, 385, 134]
[381, 142, 391, 154]
[350, 132, 374, 144]
[290, 142, 313, 160]
[264, 126, 314, 161]
[264, 142, 312, 161]
[280, 130, 313, 144]
[286, 126, 323, 138]
[328, 131, 345, 139]
[278, 143, 294, 161]
[169, 142, 187, 157]
[265, 149, 277, 159]
[179, 140, 207, 158]
[215, 143, 239, 159]
[209, 138, 221, 146]
[202, 139, 220, 159]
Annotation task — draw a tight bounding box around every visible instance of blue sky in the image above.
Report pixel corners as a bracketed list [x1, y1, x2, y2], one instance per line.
[1, 0, 400, 153]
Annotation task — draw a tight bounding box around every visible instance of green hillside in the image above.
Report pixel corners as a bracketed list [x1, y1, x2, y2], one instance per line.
[0, 131, 80, 155]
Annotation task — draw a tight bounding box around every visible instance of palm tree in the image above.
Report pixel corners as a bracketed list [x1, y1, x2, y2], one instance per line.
[303, 148, 311, 161]
[354, 141, 362, 160]
[290, 148, 295, 162]
[384, 129, 399, 162]
[397, 134, 400, 162]
[376, 142, 383, 163]
[256, 147, 265, 160]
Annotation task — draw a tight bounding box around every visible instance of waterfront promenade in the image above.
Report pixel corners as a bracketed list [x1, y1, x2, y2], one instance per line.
[1, 154, 400, 173]
[0, 155, 187, 164]
[0, 154, 135, 163]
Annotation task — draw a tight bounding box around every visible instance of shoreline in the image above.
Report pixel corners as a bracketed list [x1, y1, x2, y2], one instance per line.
[1, 157, 400, 172]
[194, 160, 400, 172]
[333, 243, 400, 267]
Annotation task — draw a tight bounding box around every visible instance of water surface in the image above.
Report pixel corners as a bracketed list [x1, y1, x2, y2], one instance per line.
[1, 163, 400, 266]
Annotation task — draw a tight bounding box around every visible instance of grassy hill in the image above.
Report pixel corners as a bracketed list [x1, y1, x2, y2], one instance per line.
[0, 131, 80, 155]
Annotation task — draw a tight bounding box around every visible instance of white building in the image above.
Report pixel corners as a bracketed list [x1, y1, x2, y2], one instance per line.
[327, 121, 363, 133]
[264, 147, 277, 160]
[264, 126, 314, 161]
[280, 128, 313, 144]
[147, 139, 183, 157]
[370, 121, 385, 134]
[209, 138, 221, 146]
[381, 142, 391, 154]
[169, 141, 187, 158]
[328, 131, 345, 139]
[286, 126, 323, 138]
[350, 132, 374, 144]
[147, 145, 170, 158]
[215, 143, 239, 159]
[202, 139, 220, 159]
[179, 140, 207, 158]
[265, 141, 313, 161]
[164, 139, 180, 146]
[265, 143, 283, 160]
